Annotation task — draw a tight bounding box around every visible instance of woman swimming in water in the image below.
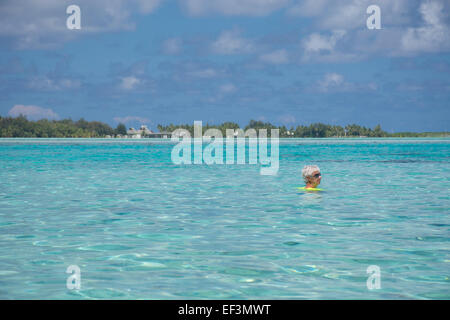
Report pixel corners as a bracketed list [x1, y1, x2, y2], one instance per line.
[301, 165, 322, 189]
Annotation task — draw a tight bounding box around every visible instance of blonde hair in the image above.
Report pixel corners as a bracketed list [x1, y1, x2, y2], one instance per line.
[302, 165, 320, 183]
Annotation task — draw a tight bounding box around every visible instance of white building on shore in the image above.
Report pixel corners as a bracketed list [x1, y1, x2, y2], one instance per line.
[126, 125, 171, 139]
[127, 125, 153, 138]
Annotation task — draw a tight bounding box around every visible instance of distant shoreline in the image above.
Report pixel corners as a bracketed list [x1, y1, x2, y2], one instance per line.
[1, 135, 449, 139]
[1, 116, 448, 138]
[1, 136, 449, 139]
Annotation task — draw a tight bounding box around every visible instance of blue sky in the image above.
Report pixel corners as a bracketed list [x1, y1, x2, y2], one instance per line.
[0, 0, 449, 132]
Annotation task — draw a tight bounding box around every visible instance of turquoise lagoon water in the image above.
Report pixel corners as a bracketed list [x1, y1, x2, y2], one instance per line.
[0, 138, 448, 299]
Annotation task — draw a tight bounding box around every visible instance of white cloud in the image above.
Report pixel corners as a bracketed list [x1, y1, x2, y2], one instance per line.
[219, 83, 236, 94]
[168, 62, 226, 81]
[315, 73, 377, 92]
[162, 38, 182, 55]
[0, 0, 164, 49]
[207, 83, 237, 103]
[303, 30, 346, 53]
[318, 73, 345, 92]
[259, 49, 289, 64]
[401, 1, 450, 54]
[181, 0, 289, 16]
[289, 0, 414, 30]
[28, 76, 81, 91]
[2, 0, 449, 59]
[113, 115, 150, 124]
[120, 76, 141, 90]
[60, 79, 81, 88]
[135, 0, 164, 14]
[301, 30, 353, 62]
[211, 29, 254, 54]
[8, 104, 59, 120]
[293, 0, 450, 59]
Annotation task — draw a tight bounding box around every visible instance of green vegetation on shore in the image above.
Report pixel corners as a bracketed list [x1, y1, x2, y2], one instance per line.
[0, 115, 123, 138]
[157, 120, 449, 138]
[0, 115, 448, 138]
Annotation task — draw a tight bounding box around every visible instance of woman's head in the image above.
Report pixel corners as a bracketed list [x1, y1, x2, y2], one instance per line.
[302, 165, 321, 187]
